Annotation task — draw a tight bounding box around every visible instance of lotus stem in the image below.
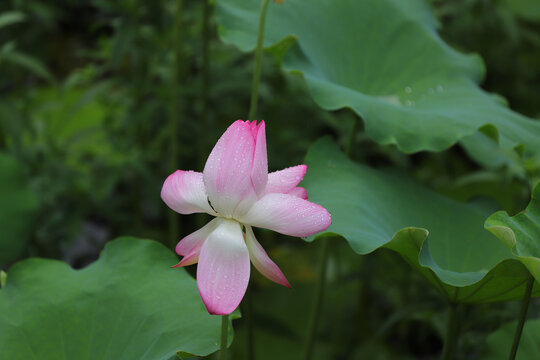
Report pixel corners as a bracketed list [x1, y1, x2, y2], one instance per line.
[303, 114, 360, 359]
[199, 0, 212, 169]
[303, 238, 330, 360]
[0, 126, 5, 150]
[508, 275, 535, 360]
[220, 314, 229, 360]
[244, 0, 271, 358]
[168, 0, 183, 248]
[441, 303, 459, 360]
[248, 0, 271, 120]
[245, 284, 255, 360]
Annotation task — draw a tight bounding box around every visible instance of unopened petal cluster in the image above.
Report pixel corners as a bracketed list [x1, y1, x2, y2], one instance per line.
[161, 120, 331, 315]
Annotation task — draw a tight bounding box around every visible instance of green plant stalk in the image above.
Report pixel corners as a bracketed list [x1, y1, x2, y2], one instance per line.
[508, 275, 535, 360]
[303, 115, 360, 359]
[220, 314, 229, 360]
[243, 0, 271, 358]
[0, 124, 5, 150]
[168, 0, 183, 248]
[245, 284, 255, 360]
[303, 239, 330, 360]
[247, 0, 270, 120]
[441, 303, 459, 360]
[196, 0, 213, 230]
[199, 0, 212, 169]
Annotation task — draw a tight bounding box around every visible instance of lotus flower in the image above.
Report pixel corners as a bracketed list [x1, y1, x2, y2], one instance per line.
[161, 120, 331, 315]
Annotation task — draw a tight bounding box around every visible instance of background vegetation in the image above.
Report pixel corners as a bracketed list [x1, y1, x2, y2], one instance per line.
[1, 0, 540, 359]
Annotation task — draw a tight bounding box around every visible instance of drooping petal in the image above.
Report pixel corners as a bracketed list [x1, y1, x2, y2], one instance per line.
[250, 121, 268, 196]
[265, 165, 308, 194]
[287, 187, 308, 199]
[238, 193, 331, 238]
[175, 218, 222, 256]
[197, 219, 250, 315]
[245, 226, 290, 288]
[203, 120, 257, 218]
[171, 248, 199, 267]
[161, 170, 217, 215]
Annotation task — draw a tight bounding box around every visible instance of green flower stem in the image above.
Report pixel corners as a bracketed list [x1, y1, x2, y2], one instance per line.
[0, 125, 5, 150]
[246, 285, 255, 360]
[243, 0, 271, 358]
[303, 238, 330, 360]
[220, 314, 229, 360]
[199, 0, 212, 169]
[441, 303, 459, 360]
[508, 275, 535, 360]
[303, 115, 360, 359]
[247, 0, 271, 120]
[196, 0, 213, 229]
[168, 0, 183, 248]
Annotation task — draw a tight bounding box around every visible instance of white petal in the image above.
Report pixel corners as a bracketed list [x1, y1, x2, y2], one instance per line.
[197, 219, 250, 315]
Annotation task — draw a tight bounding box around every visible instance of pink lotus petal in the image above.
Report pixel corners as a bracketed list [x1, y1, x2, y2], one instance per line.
[245, 226, 290, 288]
[203, 120, 257, 218]
[175, 218, 222, 256]
[172, 247, 200, 267]
[197, 219, 250, 315]
[250, 121, 268, 197]
[238, 193, 332, 237]
[288, 186, 308, 199]
[266, 165, 308, 194]
[233, 121, 269, 217]
[161, 170, 217, 215]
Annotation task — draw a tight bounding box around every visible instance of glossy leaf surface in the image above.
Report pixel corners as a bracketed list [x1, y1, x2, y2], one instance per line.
[0, 238, 226, 359]
[486, 183, 540, 284]
[216, 0, 540, 156]
[302, 138, 538, 303]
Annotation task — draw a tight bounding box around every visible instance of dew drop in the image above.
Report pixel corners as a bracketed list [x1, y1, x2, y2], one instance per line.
[405, 86, 412, 94]
[436, 84, 444, 92]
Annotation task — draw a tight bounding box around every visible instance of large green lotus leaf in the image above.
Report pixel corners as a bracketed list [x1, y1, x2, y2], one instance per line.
[460, 126, 526, 178]
[302, 138, 539, 303]
[0, 153, 38, 265]
[482, 319, 540, 360]
[485, 182, 540, 285]
[216, 0, 540, 156]
[0, 238, 228, 359]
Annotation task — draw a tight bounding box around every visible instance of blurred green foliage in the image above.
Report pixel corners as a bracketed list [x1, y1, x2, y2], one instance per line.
[0, 0, 539, 359]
